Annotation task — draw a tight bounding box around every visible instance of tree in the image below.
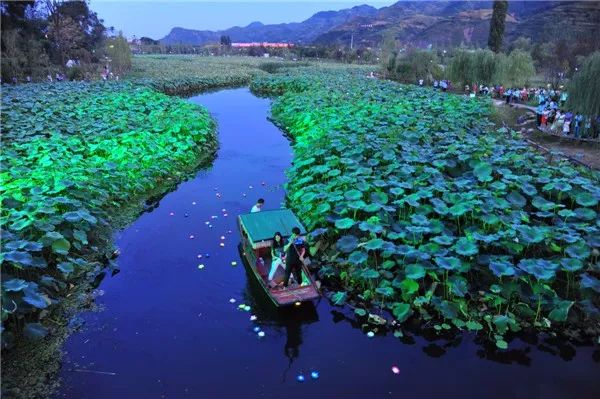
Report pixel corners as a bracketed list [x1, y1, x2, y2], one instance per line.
[104, 32, 131, 75]
[488, 0, 508, 53]
[496, 49, 536, 87]
[220, 35, 231, 47]
[567, 52, 600, 117]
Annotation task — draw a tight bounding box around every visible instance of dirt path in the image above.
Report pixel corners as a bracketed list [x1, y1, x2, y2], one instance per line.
[492, 101, 600, 170]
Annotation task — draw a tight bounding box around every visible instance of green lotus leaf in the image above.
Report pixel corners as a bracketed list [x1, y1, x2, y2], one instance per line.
[489, 259, 515, 277]
[574, 207, 597, 221]
[466, 320, 483, 331]
[405, 264, 426, 279]
[521, 183, 538, 196]
[316, 202, 331, 214]
[548, 300, 574, 322]
[565, 242, 590, 260]
[336, 235, 359, 253]
[361, 268, 380, 279]
[63, 211, 82, 223]
[473, 161, 493, 182]
[390, 187, 405, 196]
[517, 225, 547, 244]
[560, 258, 583, 272]
[448, 202, 471, 217]
[375, 286, 395, 297]
[432, 235, 454, 246]
[399, 278, 419, 297]
[448, 275, 468, 297]
[23, 323, 49, 340]
[331, 291, 347, 305]
[392, 302, 413, 323]
[354, 308, 367, 317]
[22, 283, 50, 309]
[435, 256, 462, 270]
[532, 196, 557, 211]
[517, 258, 557, 280]
[580, 274, 600, 293]
[363, 238, 384, 251]
[574, 191, 598, 207]
[371, 191, 388, 204]
[344, 189, 362, 201]
[3, 278, 28, 292]
[558, 209, 576, 219]
[358, 221, 384, 234]
[506, 191, 526, 208]
[347, 250, 368, 265]
[52, 238, 71, 255]
[335, 218, 355, 230]
[452, 238, 478, 256]
[57, 261, 75, 274]
[3, 250, 34, 267]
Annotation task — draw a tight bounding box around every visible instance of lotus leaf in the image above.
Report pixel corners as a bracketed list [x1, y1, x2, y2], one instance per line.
[335, 218, 355, 230]
[331, 291, 347, 305]
[452, 238, 478, 256]
[405, 264, 426, 279]
[330, 230, 357, 252]
[363, 238, 384, 251]
[392, 302, 413, 323]
[347, 251, 368, 265]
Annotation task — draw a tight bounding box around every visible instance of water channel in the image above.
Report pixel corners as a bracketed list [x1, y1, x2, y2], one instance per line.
[55, 88, 600, 399]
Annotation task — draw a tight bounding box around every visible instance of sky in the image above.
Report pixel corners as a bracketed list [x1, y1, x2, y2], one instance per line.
[90, 0, 398, 39]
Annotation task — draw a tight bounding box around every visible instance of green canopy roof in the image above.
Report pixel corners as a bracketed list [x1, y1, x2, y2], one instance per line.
[239, 209, 306, 243]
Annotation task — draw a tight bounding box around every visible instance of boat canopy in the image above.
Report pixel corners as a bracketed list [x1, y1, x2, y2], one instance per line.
[239, 209, 306, 245]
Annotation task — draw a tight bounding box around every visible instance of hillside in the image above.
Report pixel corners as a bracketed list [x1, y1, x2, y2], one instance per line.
[160, 1, 599, 48]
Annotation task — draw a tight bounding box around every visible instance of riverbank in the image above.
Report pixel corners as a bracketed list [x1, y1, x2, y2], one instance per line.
[0, 82, 217, 398]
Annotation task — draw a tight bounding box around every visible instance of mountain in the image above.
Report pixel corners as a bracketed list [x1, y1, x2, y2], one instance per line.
[160, 4, 377, 45]
[160, 1, 600, 48]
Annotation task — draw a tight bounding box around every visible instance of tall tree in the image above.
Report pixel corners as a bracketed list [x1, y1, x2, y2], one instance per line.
[567, 52, 600, 117]
[488, 0, 508, 53]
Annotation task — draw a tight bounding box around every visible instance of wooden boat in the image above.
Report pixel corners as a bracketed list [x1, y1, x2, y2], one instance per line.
[237, 209, 321, 307]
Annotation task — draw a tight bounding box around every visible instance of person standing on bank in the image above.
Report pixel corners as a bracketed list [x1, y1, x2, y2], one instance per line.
[283, 227, 305, 288]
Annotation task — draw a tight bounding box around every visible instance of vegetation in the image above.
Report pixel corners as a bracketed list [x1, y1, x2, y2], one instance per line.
[0, 82, 217, 347]
[567, 52, 600, 117]
[448, 48, 535, 87]
[127, 55, 279, 95]
[385, 49, 442, 84]
[127, 54, 370, 95]
[1, 0, 131, 82]
[252, 68, 600, 347]
[488, 1, 508, 53]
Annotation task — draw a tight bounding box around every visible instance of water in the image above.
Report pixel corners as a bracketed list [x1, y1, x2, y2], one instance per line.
[56, 88, 599, 399]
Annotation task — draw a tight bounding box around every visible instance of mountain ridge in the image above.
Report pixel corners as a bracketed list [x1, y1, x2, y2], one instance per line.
[160, 1, 600, 48]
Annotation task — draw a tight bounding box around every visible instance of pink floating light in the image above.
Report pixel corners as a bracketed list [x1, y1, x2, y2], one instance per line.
[169, 212, 175, 216]
[391, 366, 400, 375]
[189, 235, 195, 239]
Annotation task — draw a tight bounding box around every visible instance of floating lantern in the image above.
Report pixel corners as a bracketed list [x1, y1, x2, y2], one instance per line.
[296, 375, 305, 383]
[310, 371, 320, 380]
[391, 366, 400, 375]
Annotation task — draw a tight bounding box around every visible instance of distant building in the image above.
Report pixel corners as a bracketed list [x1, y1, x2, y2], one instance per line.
[231, 42, 293, 48]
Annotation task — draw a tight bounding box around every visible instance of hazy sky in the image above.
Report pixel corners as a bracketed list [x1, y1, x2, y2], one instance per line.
[90, 0, 398, 39]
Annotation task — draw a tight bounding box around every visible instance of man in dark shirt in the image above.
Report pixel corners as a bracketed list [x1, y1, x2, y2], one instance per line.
[283, 227, 305, 288]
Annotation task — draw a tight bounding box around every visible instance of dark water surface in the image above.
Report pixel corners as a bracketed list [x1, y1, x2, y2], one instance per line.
[56, 88, 599, 399]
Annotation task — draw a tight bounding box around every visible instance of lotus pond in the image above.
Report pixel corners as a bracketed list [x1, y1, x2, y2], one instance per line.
[251, 68, 600, 348]
[1, 81, 216, 347]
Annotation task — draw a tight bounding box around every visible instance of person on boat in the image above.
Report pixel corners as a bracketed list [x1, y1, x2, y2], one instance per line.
[283, 227, 305, 288]
[251, 198, 264, 213]
[268, 232, 286, 281]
